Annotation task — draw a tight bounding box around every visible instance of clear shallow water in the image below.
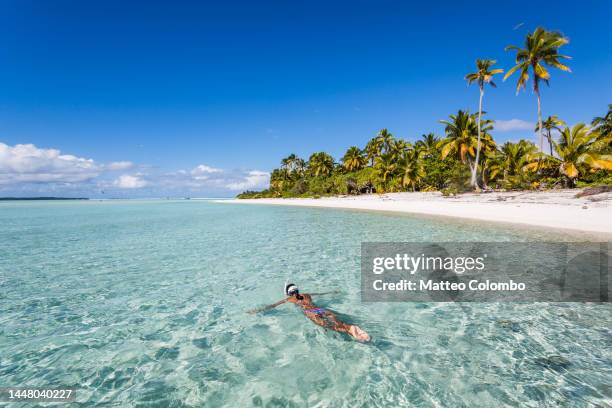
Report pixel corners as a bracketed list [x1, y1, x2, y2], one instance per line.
[0, 200, 610, 407]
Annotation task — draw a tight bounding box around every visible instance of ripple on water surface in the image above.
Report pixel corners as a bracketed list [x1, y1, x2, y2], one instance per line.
[0, 200, 610, 407]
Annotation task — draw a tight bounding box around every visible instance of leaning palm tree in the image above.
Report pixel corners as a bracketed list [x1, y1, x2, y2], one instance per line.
[553, 124, 612, 187]
[592, 104, 612, 139]
[465, 59, 503, 189]
[307, 152, 335, 177]
[537, 115, 566, 156]
[397, 148, 424, 191]
[504, 27, 571, 156]
[341, 146, 367, 172]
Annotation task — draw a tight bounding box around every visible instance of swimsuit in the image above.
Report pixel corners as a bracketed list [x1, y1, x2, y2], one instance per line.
[303, 307, 340, 330]
[304, 307, 327, 315]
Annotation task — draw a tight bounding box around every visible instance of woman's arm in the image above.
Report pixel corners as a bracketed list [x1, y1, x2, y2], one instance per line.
[247, 298, 288, 314]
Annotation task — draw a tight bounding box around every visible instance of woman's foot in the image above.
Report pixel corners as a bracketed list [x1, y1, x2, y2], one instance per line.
[348, 325, 370, 342]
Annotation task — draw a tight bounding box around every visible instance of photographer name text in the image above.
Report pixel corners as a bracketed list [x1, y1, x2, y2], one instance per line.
[371, 254, 526, 292]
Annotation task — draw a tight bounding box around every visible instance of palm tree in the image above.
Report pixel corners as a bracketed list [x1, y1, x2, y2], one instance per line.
[504, 27, 571, 156]
[341, 146, 367, 172]
[390, 139, 411, 159]
[374, 152, 397, 192]
[376, 129, 395, 154]
[281, 154, 297, 171]
[270, 168, 292, 192]
[307, 152, 335, 177]
[439, 110, 494, 165]
[440, 111, 496, 187]
[486, 140, 539, 185]
[553, 124, 612, 186]
[537, 115, 566, 156]
[465, 59, 503, 189]
[397, 148, 424, 191]
[365, 137, 383, 166]
[439, 110, 476, 165]
[294, 158, 307, 176]
[592, 104, 612, 139]
[415, 133, 439, 157]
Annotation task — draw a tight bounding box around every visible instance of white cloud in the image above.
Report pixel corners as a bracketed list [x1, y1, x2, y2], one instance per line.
[0, 142, 268, 195]
[114, 174, 148, 189]
[155, 167, 268, 192]
[106, 161, 133, 171]
[0, 142, 137, 188]
[190, 164, 222, 179]
[495, 119, 535, 132]
[226, 170, 270, 190]
[0, 142, 101, 185]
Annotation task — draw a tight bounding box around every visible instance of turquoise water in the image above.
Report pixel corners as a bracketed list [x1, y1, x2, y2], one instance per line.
[0, 200, 610, 407]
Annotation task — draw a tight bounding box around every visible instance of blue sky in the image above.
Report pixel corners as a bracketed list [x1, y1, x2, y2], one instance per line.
[1, 0, 611, 197]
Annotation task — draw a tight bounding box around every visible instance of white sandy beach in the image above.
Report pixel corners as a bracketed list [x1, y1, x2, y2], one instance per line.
[221, 190, 612, 234]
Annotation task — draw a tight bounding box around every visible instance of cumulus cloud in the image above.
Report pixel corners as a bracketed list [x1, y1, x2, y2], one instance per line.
[154, 165, 269, 192]
[0, 142, 138, 188]
[0, 143, 268, 195]
[190, 164, 222, 180]
[495, 119, 535, 132]
[191, 164, 222, 174]
[114, 174, 148, 189]
[226, 170, 270, 190]
[106, 161, 133, 171]
[0, 142, 101, 185]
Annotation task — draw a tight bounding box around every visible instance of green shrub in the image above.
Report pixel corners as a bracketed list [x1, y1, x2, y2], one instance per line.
[443, 162, 471, 193]
[290, 179, 309, 195]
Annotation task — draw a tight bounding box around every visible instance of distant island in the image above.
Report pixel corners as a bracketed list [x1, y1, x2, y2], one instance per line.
[0, 197, 89, 201]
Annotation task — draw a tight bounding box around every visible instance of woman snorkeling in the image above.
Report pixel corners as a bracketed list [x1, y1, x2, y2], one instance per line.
[249, 283, 370, 342]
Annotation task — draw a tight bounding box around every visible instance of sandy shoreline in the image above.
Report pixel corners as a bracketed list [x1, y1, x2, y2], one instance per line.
[218, 190, 612, 235]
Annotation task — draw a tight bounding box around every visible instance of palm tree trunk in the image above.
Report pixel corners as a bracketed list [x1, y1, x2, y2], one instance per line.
[471, 86, 484, 190]
[536, 87, 543, 157]
[547, 130, 553, 156]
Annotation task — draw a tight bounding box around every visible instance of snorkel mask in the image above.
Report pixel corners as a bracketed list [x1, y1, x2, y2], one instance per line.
[285, 283, 302, 299]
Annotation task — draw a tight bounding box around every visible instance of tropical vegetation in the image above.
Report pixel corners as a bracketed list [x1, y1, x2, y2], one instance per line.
[238, 27, 611, 199]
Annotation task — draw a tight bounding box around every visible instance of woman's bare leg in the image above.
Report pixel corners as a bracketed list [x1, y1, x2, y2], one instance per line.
[304, 311, 370, 342]
[347, 325, 370, 342]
